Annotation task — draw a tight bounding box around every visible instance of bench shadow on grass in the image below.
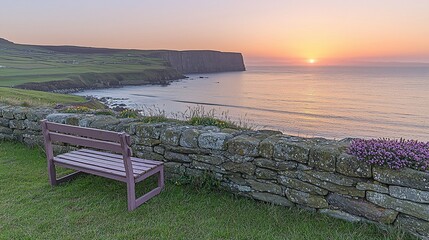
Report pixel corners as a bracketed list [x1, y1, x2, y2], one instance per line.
[0, 141, 414, 240]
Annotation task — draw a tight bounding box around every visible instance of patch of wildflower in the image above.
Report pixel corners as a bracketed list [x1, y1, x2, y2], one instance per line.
[348, 138, 429, 171]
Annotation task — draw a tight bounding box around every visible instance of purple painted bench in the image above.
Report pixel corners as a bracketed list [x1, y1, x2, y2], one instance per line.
[41, 120, 164, 211]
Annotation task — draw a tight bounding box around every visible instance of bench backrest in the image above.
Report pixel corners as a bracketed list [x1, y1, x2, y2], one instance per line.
[41, 120, 128, 153]
[41, 120, 134, 177]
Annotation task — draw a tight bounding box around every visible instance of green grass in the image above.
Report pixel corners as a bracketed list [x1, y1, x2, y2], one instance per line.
[0, 142, 413, 240]
[0, 87, 86, 107]
[0, 42, 168, 87]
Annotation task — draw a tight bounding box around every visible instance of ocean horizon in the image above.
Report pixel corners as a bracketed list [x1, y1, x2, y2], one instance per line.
[75, 65, 429, 141]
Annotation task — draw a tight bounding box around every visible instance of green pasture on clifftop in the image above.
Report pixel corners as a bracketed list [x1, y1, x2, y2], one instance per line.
[0, 142, 413, 240]
[0, 87, 88, 107]
[0, 39, 168, 87]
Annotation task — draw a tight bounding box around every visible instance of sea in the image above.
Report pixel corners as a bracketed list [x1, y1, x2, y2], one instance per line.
[74, 66, 429, 141]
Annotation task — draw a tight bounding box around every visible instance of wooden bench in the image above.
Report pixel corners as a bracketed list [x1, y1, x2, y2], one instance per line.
[41, 120, 164, 211]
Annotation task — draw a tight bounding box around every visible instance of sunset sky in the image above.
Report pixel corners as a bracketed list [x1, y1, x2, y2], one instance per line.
[1, 0, 429, 65]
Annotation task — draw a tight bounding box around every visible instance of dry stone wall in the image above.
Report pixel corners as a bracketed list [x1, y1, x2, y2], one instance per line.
[0, 105, 428, 239]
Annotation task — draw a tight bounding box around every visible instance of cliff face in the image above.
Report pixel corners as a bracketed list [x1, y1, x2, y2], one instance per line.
[146, 50, 246, 74]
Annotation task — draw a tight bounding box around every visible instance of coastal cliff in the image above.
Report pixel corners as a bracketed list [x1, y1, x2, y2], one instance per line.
[146, 50, 246, 73]
[0, 38, 246, 92]
[37, 45, 246, 74]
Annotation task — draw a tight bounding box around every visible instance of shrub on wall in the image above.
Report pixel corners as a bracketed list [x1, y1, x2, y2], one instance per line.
[348, 138, 429, 171]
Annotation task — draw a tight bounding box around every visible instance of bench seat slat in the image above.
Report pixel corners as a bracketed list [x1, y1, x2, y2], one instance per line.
[59, 153, 152, 175]
[70, 150, 158, 169]
[54, 149, 163, 179]
[61, 151, 151, 174]
[79, 149, 163, 165]
[49, 132, 123, 153]
[46, 121, 121, 142]
[54, 156, 127, 178]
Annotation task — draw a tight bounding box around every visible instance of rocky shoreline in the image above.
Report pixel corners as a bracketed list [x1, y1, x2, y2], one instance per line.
[14, 68, 186, 93]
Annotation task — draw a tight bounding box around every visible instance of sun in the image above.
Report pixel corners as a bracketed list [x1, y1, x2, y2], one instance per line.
[307, 59, 317, 64]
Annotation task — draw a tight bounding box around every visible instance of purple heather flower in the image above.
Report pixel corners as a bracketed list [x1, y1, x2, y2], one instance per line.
[348, 138, 429, 171]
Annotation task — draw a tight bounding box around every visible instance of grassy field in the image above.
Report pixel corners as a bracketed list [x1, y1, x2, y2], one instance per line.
[0, 40, 168, 87]
[0, 87, 88, 107]
[0, 141, 412, 240]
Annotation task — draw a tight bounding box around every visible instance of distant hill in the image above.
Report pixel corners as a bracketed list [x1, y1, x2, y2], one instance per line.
[34, 44, 245, 73]
[0, 38, 245, 91]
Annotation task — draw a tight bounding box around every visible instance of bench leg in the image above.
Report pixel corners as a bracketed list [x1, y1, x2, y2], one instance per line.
[48, 161, 57, 186]
[128, 167, 165, 211]
[127, 182, 137, 211]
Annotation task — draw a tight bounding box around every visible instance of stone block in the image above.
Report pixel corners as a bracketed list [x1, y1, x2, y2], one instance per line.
[179, 128, 200, 148]
[89, 116, 121, 130]
[278, 176, 328, 195]
[46, 113, 80, 124]
[198, 132, 232, 150]
[222, 162, 255, 175]
[191, 161, 214, 171]
[395, 214, 429, 238]
[373, 167, 429, 191]
[164, 151, 191, 163]
[135, 123, 169, 139]
[255, 167, 277, 180]
[273, 136, 311, 163]
[136, 151, 164, 161]
[2, 108, 14, 119]
[153, 146, 165, 155]
[254, 158, 297, 171]
[0, 118, 9, 127]
[297, 164, 313, 171]
[0, 133, 13, 141]
[251, 192, 294, 207]
[114, 118, 139, 132]
[246, 179, 283, 195]
[225, 153, 254, 163]
[24, 119, 41, 131]
[389, 186, 429, 204]
[327, 193, 398, 224]
[356, 181, 389, 194]
[165, 145, 210, 155]
[298, 172, 365, 197]
[336, 153, 372, 178]
[258, 135, 281, 159]
[26, 109, 54, 122]
[160, 127, 182, 146]
[0, 126, 13, 134]
[305, 170, 359, 187]
[367, 191, 429, 221]
[308, 145, 340, 172]
[164, 162, 185, 175]
[228, 135, 260, 156]
[222, 181, 252, 193]
[13, 108, 27, 120]
[136, 137, 161, 147]
[189, 154, 226, 165]
[9, 120, 26, 130]
[319, 209, 363, 222]
[285, 188, 328, 208]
